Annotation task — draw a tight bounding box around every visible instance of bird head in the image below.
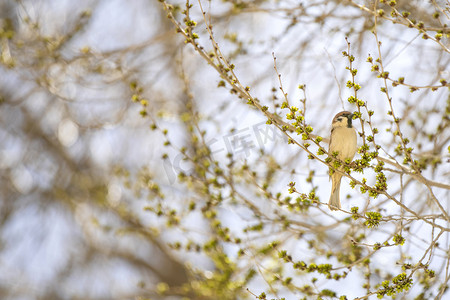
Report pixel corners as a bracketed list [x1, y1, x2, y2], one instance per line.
[332, 111, 354, 129]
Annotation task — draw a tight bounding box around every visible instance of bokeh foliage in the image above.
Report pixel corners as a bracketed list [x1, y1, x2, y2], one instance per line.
[0, 0, 449, 299]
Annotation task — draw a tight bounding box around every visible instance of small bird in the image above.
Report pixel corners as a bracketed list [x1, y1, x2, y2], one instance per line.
[328, 111, 357, 210]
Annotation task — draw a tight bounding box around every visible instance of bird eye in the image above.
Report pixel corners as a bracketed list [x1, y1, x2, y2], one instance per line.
[337, 117, 342, 121]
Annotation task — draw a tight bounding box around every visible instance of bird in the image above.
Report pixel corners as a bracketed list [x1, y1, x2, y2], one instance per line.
[328, 111, 357, 211]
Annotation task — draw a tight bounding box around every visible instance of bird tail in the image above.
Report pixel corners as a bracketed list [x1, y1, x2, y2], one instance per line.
[329, 174, 342, 211]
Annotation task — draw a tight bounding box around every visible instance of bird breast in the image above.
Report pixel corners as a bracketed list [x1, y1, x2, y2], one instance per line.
[329, 127, 357, 160]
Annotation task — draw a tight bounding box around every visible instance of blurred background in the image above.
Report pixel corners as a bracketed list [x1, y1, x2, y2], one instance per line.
[0, 0, 449, 299]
